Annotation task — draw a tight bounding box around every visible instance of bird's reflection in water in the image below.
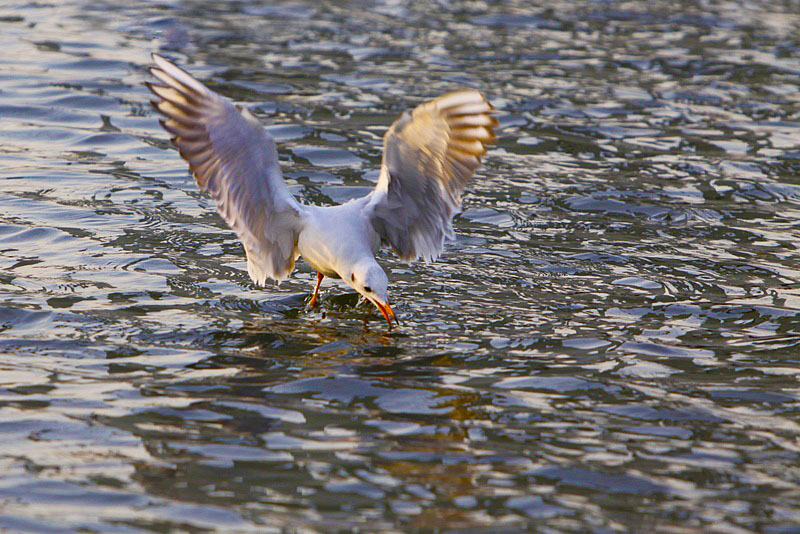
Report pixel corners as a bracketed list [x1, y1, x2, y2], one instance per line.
[111, 331, 503, 532]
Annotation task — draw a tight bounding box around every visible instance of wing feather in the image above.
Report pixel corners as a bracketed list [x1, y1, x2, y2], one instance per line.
[367, 89, 497, 262]
[147, 53, 304, 284]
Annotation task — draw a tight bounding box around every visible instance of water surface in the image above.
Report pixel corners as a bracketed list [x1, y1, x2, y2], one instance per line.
[1, 0, 800, 531]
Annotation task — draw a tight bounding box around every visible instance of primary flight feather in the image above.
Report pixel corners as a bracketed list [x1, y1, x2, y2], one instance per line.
[147, 53, 496, 326]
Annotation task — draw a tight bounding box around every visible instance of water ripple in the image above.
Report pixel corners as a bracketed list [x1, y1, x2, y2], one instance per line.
[1, 0, 800, 532]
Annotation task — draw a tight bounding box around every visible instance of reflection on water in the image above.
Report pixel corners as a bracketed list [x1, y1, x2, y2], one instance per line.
[1, 0, 800, 531]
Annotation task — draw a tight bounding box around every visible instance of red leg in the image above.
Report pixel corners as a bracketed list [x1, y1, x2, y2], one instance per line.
[308, 272, 324, 310]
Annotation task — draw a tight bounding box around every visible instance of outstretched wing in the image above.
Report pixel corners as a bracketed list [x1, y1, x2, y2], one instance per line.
[147, 53, 304, 284]
[366, 90, 496, 262]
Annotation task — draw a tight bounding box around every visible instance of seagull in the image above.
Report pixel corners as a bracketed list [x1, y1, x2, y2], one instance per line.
[146, 54, 496, 327]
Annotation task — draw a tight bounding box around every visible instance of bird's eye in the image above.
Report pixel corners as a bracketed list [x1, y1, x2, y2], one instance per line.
[364, 286, 372, 292]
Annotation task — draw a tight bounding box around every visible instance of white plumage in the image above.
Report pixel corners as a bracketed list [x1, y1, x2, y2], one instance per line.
[147, 53, 496, 326]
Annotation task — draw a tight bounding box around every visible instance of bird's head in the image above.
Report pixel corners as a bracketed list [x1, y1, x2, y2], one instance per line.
[348, 261, 396, 327]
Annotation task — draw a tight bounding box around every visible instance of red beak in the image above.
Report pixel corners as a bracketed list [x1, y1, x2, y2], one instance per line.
[371, 299, 397, 327]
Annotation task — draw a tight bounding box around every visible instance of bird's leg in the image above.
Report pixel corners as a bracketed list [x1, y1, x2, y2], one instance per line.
[307, 272, 324, 310]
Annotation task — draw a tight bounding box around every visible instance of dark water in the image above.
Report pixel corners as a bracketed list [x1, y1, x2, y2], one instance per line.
[2, 0, 800, 531]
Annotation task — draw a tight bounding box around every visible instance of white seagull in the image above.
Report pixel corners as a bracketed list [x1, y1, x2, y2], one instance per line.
[147, 54, 496, 326]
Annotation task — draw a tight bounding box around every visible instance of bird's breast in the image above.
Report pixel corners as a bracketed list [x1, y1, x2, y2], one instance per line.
[297, 237, 340, 277]
[297, 205, 378, 278]
[297, 203, 380, 278]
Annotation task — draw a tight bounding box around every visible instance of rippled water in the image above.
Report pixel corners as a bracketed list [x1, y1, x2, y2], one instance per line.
[2, 0, 800, 531]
